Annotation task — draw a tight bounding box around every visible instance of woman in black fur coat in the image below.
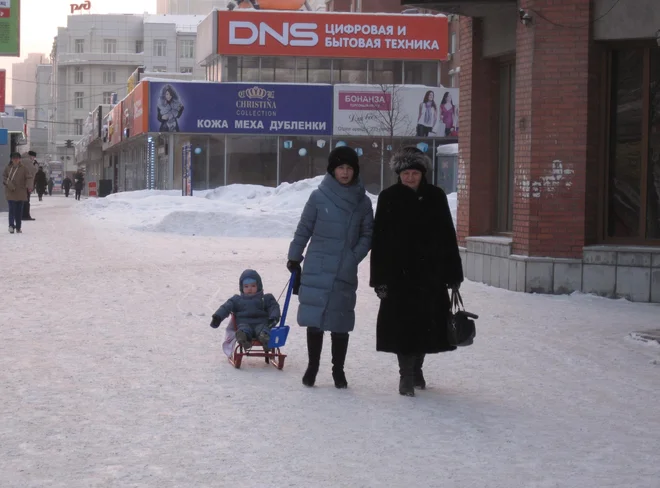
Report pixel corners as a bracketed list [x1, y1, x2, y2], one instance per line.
[370, 147, 464, 397]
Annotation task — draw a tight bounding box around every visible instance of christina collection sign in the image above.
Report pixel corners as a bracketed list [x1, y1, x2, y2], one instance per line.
[217, 10, 448, 61]
[148, 82, 333, 135]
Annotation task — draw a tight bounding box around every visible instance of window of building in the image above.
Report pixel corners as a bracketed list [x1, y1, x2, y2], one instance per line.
[279, 137, 328, 183]
[152, 66, 167, 73]
[153, 40, 167, 57]
[404, 61, 439, 86]
[74, 67, 83, 84]
[180, 67, 193, 74]
[102, 70, 116, 85]
[226, 135, 277, 186]
[74, 119, 83, 135]
[103, 39, 117, 54]
[496, 62, 516, 233]
[606, 47, 660, 241]
[333, 59, 368, 84]
[136, 40, 144, 53]
[74, 39, 84, 53]
[102, 92, 113, 104]
[301, 58, 332, 84]
[369, 60, 403, 85]
[180, 39, 194, 59]
[74, 92, 84, 109]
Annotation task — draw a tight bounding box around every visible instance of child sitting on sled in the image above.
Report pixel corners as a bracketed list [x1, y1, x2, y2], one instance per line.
[210, 269, 281, 351]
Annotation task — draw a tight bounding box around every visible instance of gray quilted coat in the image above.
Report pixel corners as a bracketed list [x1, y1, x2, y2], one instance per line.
[288, 174, 373, 333]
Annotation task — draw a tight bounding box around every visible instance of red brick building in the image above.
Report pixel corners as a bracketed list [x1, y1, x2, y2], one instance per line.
[405, 0, 660, 303]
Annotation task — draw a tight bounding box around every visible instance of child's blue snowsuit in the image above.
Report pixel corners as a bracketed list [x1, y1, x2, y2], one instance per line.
[212, 269, 281, 342]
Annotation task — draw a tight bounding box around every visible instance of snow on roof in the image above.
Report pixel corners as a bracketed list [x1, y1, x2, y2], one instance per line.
[143, 14, 205, 33]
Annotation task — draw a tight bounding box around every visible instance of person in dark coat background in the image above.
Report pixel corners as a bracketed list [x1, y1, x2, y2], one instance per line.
[370, 147, 463, 397]
[62, 176, 72, 197]
[74, 171, 85, 200]
[22, 151, 38, 220]
[287, 146, 373, 389]
[34, 166, 48, 201]
[47, 176, 54, 196]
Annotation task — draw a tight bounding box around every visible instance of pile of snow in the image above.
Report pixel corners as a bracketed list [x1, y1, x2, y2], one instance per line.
[81, 177, 458, 237]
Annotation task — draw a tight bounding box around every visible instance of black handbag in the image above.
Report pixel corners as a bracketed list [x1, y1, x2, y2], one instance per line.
[447, 289, 478, 347]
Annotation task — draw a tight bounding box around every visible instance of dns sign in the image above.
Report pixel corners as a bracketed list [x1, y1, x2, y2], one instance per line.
[70, 1, 91, 14]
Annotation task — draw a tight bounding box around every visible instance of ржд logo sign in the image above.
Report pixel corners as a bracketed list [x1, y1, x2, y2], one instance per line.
[70, 0, 91, 14]
[229, 21, 318, 47]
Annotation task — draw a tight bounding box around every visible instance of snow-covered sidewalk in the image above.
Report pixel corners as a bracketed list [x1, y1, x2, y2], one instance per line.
[0, 193, 658, 488]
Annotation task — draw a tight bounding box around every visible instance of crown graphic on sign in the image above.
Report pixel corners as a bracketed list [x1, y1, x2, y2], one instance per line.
[238, 86, 275, 100]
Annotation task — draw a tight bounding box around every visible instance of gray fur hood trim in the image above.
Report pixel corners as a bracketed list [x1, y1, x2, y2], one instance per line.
[389, 150, 432, 174]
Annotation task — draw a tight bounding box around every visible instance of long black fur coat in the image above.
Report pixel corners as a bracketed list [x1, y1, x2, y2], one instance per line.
[370, 179, 464, 355]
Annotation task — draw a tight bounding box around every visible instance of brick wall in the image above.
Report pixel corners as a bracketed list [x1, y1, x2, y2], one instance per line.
[512, 0, 594, 258]
[456, 17, 499, 244]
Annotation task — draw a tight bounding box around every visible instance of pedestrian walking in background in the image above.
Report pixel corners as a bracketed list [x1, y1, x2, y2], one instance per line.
[74, 171, 85, 201]
[34, 166, 47, 201]
[62, 176, 72, 198]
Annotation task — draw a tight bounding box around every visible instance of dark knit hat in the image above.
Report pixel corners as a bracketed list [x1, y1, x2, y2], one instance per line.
[327, 146, 360, 177]
[10, 151, 21, 159]
[28, 151, 37, 157]
[390, 146, 432, 175]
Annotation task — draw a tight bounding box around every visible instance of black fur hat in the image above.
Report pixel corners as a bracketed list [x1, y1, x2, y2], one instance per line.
[390, 146, 432, 174]
[28, 151, 37, 157]
[328, 146, 360, 177]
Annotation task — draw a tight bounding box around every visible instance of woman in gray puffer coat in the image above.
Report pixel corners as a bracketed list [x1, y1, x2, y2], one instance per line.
[287, 146, 373, 389]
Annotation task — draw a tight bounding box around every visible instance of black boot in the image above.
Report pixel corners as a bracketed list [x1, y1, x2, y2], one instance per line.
[331, 332, 349, 389]
[397, 354, 415, 397]
[414, 354, 426, 390]
[302, 328, 323, 387]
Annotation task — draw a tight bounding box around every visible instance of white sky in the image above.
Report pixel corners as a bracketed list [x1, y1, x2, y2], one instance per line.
[2, 0, 157, 103]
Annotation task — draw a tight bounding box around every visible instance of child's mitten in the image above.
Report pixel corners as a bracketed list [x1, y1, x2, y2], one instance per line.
[210, 316, 222, 328]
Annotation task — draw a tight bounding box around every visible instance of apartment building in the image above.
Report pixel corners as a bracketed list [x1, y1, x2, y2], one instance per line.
[157, 0, 230, 15]
[11, 53, 48, 122]
[50, 14, 205, 162]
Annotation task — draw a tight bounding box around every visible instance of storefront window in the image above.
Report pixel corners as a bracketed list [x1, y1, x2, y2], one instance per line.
[226, 135, 277, 186]
[189, 136, 208, 191]
[209, 135, 225, 189]
[369, 60, 403, 85]
[647, 49, 660, 239]
[279, 137, 329, 183]
[333, 59, 368, 84]
[260, 57, 276, 82]
[404, 61, 439, 86]
[303, 58, 332, 84]
[608, 49, 643, 238]
[275, 57, 296, 83]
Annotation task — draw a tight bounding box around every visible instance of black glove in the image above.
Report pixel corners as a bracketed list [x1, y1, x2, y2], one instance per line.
[286, 260, 301, 273]
[210, 316, 222, 328]
[375, 285, 388, 299]
[269, 318, 280, 329]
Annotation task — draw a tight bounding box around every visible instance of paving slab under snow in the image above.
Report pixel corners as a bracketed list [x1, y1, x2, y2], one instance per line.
[0, 188, 658, 488]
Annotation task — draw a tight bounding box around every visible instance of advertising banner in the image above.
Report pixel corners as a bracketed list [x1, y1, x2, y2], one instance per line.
[217, 10, 448, 61]
[0, 0, 19, 57]
[182, 143, 192, 196]
[0, 69, 5, 112]
[123, 81, 148, 140]
[148, 81, 333, 135]
[102, 102, 123, 150]
[333, 84, 459, 138]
